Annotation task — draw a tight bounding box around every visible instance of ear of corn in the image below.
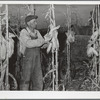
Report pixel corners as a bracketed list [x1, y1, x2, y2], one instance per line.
[47, 42, 52, 53]
[45, 5, 60, 53]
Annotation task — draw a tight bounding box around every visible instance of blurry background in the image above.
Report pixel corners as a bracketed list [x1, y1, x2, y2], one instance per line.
[8, 4, 95, 29]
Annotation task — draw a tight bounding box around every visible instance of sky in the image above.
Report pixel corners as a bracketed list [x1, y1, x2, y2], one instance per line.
[8, 4, 95, 29]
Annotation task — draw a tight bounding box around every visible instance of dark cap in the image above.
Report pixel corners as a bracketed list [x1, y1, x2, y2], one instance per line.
[25, 15, 38, 24]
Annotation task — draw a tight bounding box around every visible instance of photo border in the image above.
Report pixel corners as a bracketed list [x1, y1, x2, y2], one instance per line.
[0, 0, 100, 99]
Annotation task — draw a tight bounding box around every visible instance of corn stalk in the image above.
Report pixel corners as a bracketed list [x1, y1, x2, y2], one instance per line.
[0, 4, 9, 90]
[66, 5, 71, 84]
[0, 5, 2, 75]
[62, 5, 75, 90]
[87, 5, 100, 90]
[5, 4, 9, 90]
[64, 5, 72, 88]
[45, 4, 59, 91]
[0, 5, 3, 89]
[98, 5, 100, 86]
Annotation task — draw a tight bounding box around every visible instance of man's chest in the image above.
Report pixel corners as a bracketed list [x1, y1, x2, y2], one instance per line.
[26, 29, 38, 40]
[30, 33, 38, 39]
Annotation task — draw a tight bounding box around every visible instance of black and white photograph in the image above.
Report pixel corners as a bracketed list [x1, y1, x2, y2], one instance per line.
[0, 1, 100, 95]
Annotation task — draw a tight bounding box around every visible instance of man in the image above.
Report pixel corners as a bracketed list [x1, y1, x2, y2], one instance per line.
[19, 15, 51, 90]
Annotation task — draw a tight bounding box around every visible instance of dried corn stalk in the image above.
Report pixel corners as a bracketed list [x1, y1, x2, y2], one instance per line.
[45, 4, 60, 91]
[0, 5, 2, 88]
[98, 5, 100, 85]
[5, 4, 9, 90]
[0, 5, 17, 90]
[87, 5, 100, 90]
[64, 5, 75, 89]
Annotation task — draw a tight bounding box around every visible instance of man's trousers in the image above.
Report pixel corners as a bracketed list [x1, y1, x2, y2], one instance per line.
[20, 47, 43, 90]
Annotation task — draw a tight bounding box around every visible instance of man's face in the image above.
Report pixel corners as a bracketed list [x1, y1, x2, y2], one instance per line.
[27, 19, 37, 29]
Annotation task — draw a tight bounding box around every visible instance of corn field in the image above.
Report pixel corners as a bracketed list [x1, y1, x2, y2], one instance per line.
[0, 4, 100, 91]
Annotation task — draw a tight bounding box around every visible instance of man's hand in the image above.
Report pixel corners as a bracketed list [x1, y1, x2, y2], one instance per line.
[41, 42, 49, 49]
[44, 33, 52, 42]
[37, 39, 45, 47]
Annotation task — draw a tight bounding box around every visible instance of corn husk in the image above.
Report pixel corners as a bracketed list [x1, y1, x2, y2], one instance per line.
[49, 25, 60, 35]
[0, 36, 7, 60]
[0, 43, 7, 60]
[0, 33, 15, 60]
[47, 42, 52, 53]
[7, 33, 15, 58]
[66, 31, 75, 44]
[44, 33, 52, 42]
[90, 30, 99, 42]
[52, 38, 56, 52]
[8, 38, 14, 58]
[67, 34, 75, 43]
[87, 47, 98, 57]
[46, 25, 60, 53]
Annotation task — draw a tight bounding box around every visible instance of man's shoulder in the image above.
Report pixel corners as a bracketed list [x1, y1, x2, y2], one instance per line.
[20, 28, 27, 33]
[20, 28, 29, 36]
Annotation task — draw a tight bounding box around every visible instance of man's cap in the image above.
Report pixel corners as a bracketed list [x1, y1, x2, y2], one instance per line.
[25, 15, 38, 24]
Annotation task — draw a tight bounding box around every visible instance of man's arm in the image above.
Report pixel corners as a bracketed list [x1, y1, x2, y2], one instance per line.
[36, 30, 51, 49]
[20, 29, 44, 48]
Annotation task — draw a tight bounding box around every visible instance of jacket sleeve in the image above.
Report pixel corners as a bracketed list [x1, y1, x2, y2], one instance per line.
[20, 29, 44, 48]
